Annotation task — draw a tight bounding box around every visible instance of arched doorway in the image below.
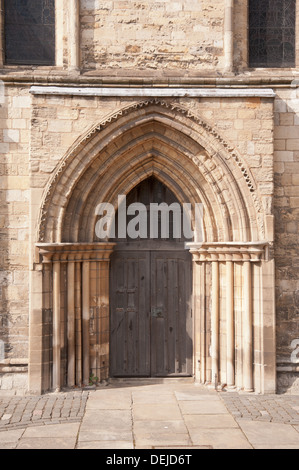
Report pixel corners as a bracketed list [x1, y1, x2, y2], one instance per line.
[31, 99, 276, 395]
[109, 177, 192, 377]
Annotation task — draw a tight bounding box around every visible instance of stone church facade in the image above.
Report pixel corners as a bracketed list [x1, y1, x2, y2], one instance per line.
[0, 0, 299, 395]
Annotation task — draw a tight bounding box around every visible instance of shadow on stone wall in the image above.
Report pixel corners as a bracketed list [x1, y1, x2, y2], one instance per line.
[274, 89, 299, 394]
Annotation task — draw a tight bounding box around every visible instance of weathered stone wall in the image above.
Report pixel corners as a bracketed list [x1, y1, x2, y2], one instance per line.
[0, 85, 31, 394]
[0, 1, 298, 394]
[273, 87, 299, 393]
[80, 0, 225, 73]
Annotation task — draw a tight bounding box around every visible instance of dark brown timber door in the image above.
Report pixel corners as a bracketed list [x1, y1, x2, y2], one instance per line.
[150, 250, 192, 377]
[110, 250, 151, 377]
[109, 177, 193, 377]
[110, 247, 192, 378]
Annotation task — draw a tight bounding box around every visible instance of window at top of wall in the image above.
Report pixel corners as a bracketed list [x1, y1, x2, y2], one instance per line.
[4, 0, 55, 66]
[249, 0, 296, 68]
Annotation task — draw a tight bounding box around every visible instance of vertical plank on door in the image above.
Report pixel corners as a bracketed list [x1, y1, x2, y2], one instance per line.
[150, 251, 192, 377]
[110, 251, 150, 377]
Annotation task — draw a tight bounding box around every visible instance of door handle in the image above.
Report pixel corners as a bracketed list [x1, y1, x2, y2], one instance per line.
[151, 307, 163, 318]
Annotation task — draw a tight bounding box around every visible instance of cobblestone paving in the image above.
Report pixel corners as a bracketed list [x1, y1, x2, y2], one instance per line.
[221, 392, 299, 424]
[0, 391, 90, 431]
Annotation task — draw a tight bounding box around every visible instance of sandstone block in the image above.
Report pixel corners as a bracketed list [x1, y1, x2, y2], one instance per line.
[12, 96, 31, 109]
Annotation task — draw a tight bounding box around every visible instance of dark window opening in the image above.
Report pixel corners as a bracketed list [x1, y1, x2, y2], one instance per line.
[249, 0, 296, 68]
[4, 0, 55, 66]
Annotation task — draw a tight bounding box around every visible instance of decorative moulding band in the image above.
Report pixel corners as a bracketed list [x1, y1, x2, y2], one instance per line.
[30, 86, 276, 98]
[36, 242, 269, 263]
[187, 241, 269, 262]
[36, 242, 116, 263]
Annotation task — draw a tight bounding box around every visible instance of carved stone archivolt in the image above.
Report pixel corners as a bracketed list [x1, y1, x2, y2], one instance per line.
[37, 99, 261, 244]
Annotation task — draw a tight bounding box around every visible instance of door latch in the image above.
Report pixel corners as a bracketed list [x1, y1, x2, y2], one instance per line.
[151, 307, 163, 318]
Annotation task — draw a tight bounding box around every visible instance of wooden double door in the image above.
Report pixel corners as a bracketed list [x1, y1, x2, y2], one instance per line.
[110, 248, 192, 378]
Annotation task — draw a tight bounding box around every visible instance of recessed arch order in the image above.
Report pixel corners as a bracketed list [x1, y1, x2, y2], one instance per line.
[37, 98, 264, 246]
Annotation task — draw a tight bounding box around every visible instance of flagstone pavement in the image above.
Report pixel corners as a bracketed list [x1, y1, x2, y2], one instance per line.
[1, 380, 299, 450]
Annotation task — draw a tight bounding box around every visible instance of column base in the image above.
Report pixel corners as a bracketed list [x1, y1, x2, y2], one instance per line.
[226, 384, 237, 390]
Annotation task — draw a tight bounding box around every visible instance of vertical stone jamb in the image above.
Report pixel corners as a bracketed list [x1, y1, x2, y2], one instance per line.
[75, 260, 82, 386]
[261, 256, 276, 394]
[82, 259, 90, 385]
[67, 259, 75, 387]
[55, 0, 64, 67]
[28, 267, 44, 395]
[97, 259, 111, 381]
[199, 262, 206, 384]
[224, 0, 234, 72]
[226, 259, 235, 387]
[69, 0, 80, 70]
[52, 261, 61, 392]
[193, 259, 201, 382]
[243, 258, 253, 391]
[211, 258, 220, 385]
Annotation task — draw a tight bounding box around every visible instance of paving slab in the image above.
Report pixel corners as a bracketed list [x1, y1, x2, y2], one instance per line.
[17, 438, 76, 449]
[134, 419, 188, 436]
[133, 403, 182, 421]
[86, 391, 132, 410]
[0, 442, 18, 449]
[81, 409, 132, 428]
[78, 430, 133, 443]
[135, 436, 192, 448]
[0, 428, 25, 445]
[132, 392, 177, 404]
[76, 441, 134, 449]
[175, 391, 219, 401]
[184, 414, 239, 429]
[237, 420, 299, 447]
[188, 428, 253, 449]
[22, 422, 80, 438]
[154, 445, 212, 450]
[79, 409, 133, 442]
[253, 445, 299, 449]
[178, 399, 229, 415]
[133, 418, 190, 447]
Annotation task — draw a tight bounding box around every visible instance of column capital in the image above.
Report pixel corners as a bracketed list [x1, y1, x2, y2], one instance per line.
[187, 242, 269, 263]
[36, 242, 116, 263]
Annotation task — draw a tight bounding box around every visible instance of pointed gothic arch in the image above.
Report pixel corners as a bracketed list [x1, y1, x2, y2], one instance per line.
[37, 99, 263, 246]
